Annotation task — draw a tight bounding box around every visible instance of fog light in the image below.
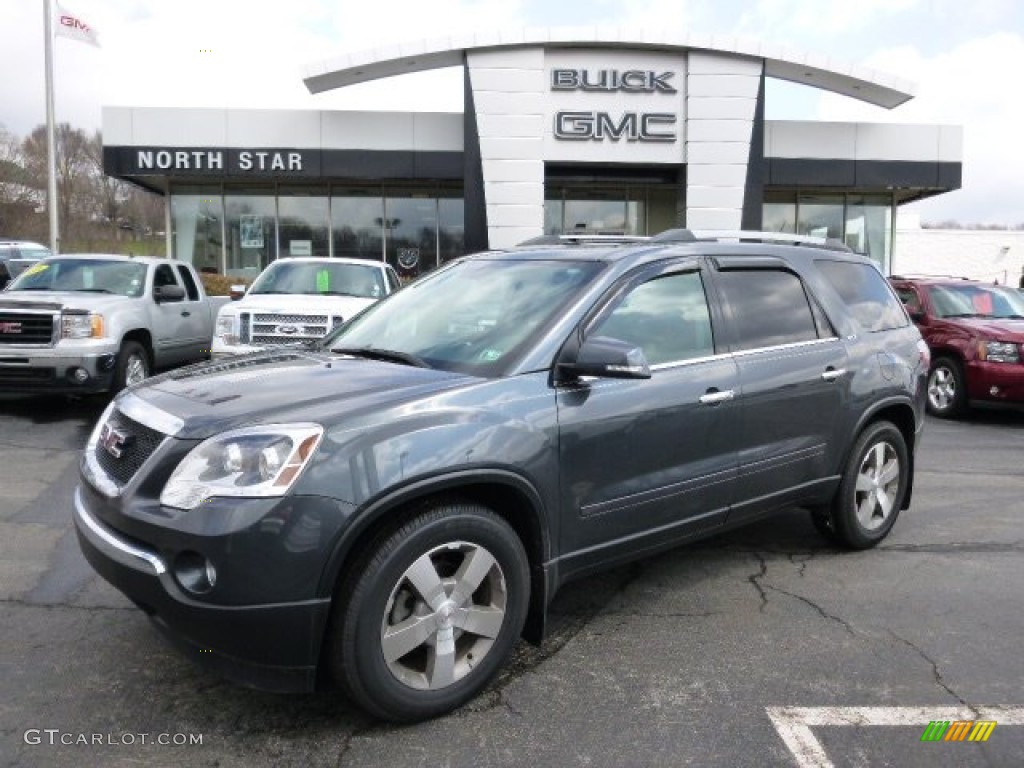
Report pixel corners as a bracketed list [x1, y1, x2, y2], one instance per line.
[70, 367, 90, 383]
[990, 386, 1000, 396]
[174, 551, 217, 594]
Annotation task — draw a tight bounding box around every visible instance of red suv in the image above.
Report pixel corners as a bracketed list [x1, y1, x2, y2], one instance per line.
[890, 276, 1024, 417]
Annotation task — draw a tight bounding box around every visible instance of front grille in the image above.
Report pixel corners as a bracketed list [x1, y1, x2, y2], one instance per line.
[0, 312, 56, 345]
[0, 366, 55, 382]
[251, 313, 331, 345]
[93, 409, 166, 486]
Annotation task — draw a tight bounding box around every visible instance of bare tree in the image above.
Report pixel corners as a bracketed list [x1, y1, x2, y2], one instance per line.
[22, 122, 93, 243]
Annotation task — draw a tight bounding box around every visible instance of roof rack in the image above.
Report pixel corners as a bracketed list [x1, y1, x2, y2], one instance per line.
[516, 234, 651, 247]
[889, 273, 972, 281]
[651, 228, 853, 252]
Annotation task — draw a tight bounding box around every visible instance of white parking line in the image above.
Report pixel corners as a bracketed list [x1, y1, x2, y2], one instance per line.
[766, 706, 1024, 768]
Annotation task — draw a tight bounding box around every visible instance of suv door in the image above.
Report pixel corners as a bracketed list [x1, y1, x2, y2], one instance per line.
[710, 259, 849, 523]
[557, 261, 740, 568]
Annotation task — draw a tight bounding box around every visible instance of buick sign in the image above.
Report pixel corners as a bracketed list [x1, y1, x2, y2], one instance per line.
[551, 69, 677, 93]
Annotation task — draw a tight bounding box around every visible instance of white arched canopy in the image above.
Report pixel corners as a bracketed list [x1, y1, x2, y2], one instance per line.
[302, 28, 915, 109]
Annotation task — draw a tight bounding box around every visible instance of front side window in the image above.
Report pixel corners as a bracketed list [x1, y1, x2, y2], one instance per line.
[816, 260, 908, 332]
[716, 269, 820, 351]
[7, 259, 148, 297]
[326, 258, 602, 376]
[589, 271, 714, 365]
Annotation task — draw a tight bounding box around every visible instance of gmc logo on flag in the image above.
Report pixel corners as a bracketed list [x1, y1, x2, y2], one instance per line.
[59, 15, 91, 32]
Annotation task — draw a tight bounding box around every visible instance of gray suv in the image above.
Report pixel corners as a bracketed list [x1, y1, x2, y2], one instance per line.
[74, 231, 928, 721]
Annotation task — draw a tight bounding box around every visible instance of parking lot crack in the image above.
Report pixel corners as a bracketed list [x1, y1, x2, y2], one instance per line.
[748, 552, 769, 612]
[0, 597, 135, 612]
[786, 552, 816, 577]
[766, 586, 856, 636]
[886, 629, 975, 712]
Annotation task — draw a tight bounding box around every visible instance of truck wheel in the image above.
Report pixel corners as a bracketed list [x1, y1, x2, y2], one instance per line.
[328, 501, 529, 722]
[114, 341, 150, 392]
[829, 421, 908, 550]
[926, 356, 966, 418]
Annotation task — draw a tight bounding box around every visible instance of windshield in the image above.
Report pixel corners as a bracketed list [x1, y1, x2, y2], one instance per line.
[7, 259, 148, 297]
[250, 260, 385, 298]
[927, 284, 1024, 319]
[324, 257, 602, 375]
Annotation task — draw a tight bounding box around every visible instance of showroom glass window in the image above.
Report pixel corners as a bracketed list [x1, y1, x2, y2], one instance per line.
[715, 269, 821, 351]
[845, 196, 892, 268]
[332, 187, 385, 260]
[438, 188, 465, 265]
[225, 188, 276, 279]
[170, 185, 223, 273]
[278, 186, 329, 258]
[385, 190, 438, 280]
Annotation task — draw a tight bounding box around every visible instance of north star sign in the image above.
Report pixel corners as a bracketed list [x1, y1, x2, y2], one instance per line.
[133, 149, 307, 172]
[551, 68, 679, 143]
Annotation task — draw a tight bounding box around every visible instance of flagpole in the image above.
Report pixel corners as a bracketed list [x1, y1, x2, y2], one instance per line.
[43, 0, 59, 254]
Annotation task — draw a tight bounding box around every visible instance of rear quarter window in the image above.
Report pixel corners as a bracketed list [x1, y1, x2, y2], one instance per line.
[816, 260, 908, 332]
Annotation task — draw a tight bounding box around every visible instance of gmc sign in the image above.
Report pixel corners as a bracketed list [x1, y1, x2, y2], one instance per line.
[554, 111, 676, 142]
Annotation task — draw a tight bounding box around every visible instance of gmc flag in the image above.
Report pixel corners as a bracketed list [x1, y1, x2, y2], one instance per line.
[55, 3, 100, 47]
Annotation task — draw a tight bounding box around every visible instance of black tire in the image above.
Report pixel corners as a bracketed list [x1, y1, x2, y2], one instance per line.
[113, 341, 150, 393]
[926, 356, 966, 418]
[329, 501, 529, 722]
[830, 421, 909, 550]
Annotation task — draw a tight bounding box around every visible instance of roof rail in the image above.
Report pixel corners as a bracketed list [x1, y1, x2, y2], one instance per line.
[889, 273, 972, 281]
[516, 233, 651, 247]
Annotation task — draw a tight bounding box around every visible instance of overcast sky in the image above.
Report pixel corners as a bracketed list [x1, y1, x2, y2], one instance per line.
[1, 0, 1021, 225]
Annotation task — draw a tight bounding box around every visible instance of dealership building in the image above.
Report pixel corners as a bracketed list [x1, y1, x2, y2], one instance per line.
[102, 30, 963, 279]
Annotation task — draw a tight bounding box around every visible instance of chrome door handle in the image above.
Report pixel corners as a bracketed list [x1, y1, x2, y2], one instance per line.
[821, 368, 846, 382]
[699, 389, 735, 405]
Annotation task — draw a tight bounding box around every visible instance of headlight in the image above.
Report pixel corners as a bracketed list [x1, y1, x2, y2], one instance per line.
[62, 312, 104, 339]
[978, 340, 1020, 364]
[160, 424, 323, 510]
[215, 314, 238, 344]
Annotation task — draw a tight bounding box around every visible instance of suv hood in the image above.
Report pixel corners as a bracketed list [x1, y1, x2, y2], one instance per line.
[129, 350, 474, 439]
[947, 317, 1024, 340]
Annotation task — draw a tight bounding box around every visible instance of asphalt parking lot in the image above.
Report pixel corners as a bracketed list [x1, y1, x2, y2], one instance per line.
[1, 394, 1022, 768]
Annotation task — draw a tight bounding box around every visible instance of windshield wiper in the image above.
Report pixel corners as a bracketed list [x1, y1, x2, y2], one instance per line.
[332, 346, 431, 368]
[75, 288, 114, 293]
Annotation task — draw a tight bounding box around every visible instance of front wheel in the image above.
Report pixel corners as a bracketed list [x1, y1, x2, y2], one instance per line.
[927, 356, 966, 418]
[829, 421, 909, 550]
[328, 501, 530, 722]
[113, 341, 150, 393]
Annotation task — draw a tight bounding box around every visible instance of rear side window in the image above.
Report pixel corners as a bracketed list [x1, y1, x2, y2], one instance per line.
[816, 260, 908, 332]
[715, 269, 820, 351]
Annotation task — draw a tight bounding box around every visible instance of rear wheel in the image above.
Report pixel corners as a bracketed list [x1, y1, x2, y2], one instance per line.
[926, 356, 966, 418]
[329, 501, 529, 722]
[829, 421, 908, 550]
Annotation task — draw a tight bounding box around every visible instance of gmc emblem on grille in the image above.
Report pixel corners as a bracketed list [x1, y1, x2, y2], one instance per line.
[276, 324, 300, 335]
[99, 423, 132, 459]
[0, 322, 22, 334]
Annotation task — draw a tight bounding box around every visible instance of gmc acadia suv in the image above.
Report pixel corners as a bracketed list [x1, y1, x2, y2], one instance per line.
[890, 276, 1024, 417]
[74, 232, 928, 721]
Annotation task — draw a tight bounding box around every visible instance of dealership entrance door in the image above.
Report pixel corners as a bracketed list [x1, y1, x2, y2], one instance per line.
[543, 166, 682, 237]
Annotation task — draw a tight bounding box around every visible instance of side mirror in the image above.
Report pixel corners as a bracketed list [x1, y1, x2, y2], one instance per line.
[230, 284, 247, 301]
[559, 335, 652, 380]
[154, 284, 186, 302]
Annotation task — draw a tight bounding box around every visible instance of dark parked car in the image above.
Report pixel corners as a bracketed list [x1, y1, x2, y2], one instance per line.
[0, 240, 51, 289]
[890, 276, 1024, 417]
[75, 232, 928, 721]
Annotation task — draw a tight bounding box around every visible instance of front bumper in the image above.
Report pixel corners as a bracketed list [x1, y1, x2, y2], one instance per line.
[0, 345, 117, 392]
[966, 360, 1024, 404]
[72, 484, 334, 693]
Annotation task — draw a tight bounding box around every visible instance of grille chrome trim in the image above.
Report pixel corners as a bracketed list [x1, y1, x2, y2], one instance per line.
[118, 392, 185, 437]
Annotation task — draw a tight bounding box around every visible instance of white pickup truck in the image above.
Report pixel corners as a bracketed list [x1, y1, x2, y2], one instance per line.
[212, 257, 400, 356]
[0, 255, 227, 394]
